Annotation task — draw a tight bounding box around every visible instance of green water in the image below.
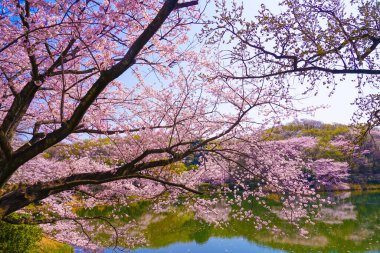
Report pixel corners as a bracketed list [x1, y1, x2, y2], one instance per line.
[75, 191, 380, 253]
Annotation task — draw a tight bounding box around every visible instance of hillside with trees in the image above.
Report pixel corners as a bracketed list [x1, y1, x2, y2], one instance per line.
[266, 119, 380, 188]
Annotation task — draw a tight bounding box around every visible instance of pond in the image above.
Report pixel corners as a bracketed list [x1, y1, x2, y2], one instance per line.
[75, 191, 380, 253]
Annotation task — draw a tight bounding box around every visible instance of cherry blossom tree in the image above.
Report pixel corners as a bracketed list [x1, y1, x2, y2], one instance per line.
[0, 0, 352, 250]
[0, 0, 312, 219]
[0, 0, 206, 217]
[202, 0, 380, 129]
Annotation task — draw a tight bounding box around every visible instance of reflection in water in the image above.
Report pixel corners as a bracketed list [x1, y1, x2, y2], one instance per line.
[75, 191, 380, 253]
[316, 203, 356, 224]
[131, 238, 286, 253]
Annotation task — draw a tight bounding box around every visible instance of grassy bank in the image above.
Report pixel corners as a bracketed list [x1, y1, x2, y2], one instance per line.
[36, 237, 73, 253]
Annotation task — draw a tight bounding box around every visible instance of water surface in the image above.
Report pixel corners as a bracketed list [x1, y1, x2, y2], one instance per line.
[75, 191, 380, 253]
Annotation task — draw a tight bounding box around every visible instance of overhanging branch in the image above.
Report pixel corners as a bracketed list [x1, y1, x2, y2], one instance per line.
[134, 174, 202, 194]
[175, 1, 198, 9]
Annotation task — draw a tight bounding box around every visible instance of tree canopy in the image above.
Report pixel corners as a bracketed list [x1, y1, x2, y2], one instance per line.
[203, 0, 380, 128]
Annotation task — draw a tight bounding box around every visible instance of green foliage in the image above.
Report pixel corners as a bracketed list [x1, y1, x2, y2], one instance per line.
[37, 237, 73, 253]
[165, 162, 197, 174]
[0, 221, 42, 253]
[264, 121, 350, 141]
[76, 204, 115, 218]
[76, 200, 152, 221]
[117, 201, 152, 220]
[145, 211, 199, 248]
[301, 124, 349, 141]
[304, 143, 347, 161]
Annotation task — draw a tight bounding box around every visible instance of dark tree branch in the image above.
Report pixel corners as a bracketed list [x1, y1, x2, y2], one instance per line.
[0, 39, 76, 144]
[0, 131, 12, 160]
[74, 125, 176, 135]
[133, 174, 202, 194]
[221, 67, 380, 80]
[175, 1, 198, 10]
